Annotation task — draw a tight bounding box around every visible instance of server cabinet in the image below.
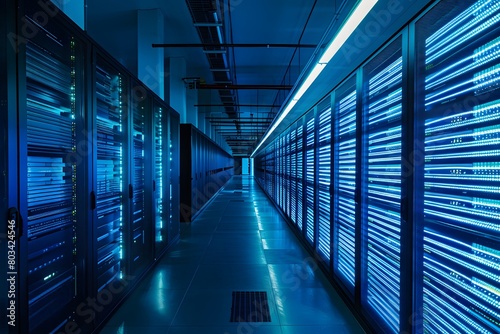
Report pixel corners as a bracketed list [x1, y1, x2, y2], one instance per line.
[179, 124, 231, 222]
[92, 54, 129, 324]
[361, 37, 404, 333]
[169, 112, 180, 242]
[3, 1, 182, 332]
[153, 104, 168, 255]
[127, 83, 153, 275]
[296, 121, 304, 232]
[333, 76, 357, 295]
[290, 125, 298, 225]
[305, 111, 316, 244]
[17, 13, 88, 333]
[1, 1, 19, 332]
[414, 1, 500, 332]
[317, 101, 332, 262]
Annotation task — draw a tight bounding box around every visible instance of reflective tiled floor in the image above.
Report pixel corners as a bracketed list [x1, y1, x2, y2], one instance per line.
[100, 176, 365, 334]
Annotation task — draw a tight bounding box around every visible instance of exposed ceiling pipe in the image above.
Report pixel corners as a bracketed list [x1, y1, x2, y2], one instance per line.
[153, 43, 317, 48]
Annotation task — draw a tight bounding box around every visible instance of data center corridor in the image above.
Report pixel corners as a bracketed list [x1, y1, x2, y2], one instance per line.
[99, 175, 364, 334]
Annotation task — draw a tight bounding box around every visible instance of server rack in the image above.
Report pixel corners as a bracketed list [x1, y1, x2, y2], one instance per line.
[1, 1, 20, 332]
[93, 55, 127, 310]
[317, 102, 332, 262]
[127, 81, 153, 276]
[254, 0, 500, 333]
[2, 1, 182, 332]
[333, 76, 357, 295]
[179, 124, 233, 222]
[305, 111, 316, 244]
[361, 37, 404, 333]
[290, 125, 298, 225]
[17, 15, 88, 332]
[296, 121, 304, 232]
[153, 104, 166, 253]
[169, 112, 180, 242]
[414, 0, 500, 333]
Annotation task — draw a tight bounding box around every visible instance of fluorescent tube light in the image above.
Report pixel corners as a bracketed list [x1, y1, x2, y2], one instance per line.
[319, 0, 378, 64]
[293, 63, 326, 101]
[251, 0, 378, 157]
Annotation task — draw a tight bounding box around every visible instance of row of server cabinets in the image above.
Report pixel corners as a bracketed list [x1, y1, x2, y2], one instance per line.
[1, 1, 181, 333]
[254, 0, 500, 333]
[180, 124, 234, 222]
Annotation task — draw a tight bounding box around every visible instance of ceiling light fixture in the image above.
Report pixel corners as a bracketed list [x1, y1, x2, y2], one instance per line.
[250, 0, 378, 157]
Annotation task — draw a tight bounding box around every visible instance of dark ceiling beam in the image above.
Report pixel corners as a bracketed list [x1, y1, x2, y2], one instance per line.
[153, 43, 317, 48]
[210, 119, 269, 121]
[197, 84, 292, 90]
[195, 104, 280, 107]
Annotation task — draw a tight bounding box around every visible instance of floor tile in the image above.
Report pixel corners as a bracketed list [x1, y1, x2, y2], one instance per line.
[281, 325, 365, 334]
[101, 176, 364, 333]
[104, 289, 185, 327]
[168, 325, 283, 334]
[100, 325, 169, 334]
[190, 264, 273, 290]
[202, 248, 267, 265]
[264, 249, 310, 264]
[273, 288, 358, 326]
[171, 288, 281, 327]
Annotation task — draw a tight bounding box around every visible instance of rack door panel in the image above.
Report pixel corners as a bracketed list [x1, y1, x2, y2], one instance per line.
[290, 127, 297, 225]
[95, 57, 125, 293]
[296, 124, 304, 231]
[305, 114, 316, 244]
[415, 0, 500, 333]
[362, 38, 403, 333]
[24, 30, 82, 332]
[333, 78, 357, 293]
[317, 105, 332, 261]
[169, 113, 180, 240]
[129, 90, 150, 274]
[154, 105, 168, 255]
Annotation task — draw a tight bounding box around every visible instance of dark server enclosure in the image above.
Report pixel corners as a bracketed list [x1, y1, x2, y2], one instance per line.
[254, 0, 500, 333]
[180, 124, 234, 222]
[1, 1, 181, 332]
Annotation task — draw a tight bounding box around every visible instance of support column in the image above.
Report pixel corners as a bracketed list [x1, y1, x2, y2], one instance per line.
[169, 57, 187, 122]
[186, 88, 198, 126]
[138, 9, 165, 99]
[52, 0, 85, 29]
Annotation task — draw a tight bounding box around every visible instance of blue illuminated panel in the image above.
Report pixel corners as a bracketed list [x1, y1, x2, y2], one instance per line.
[131, 98, 146, 268]
[333, 86, 357, 292]
[297, 125, 304, 231]
[318, 106, 332, 260]
[282, 135, 286, 212]
[277, 138, 281, 209]
[364, 48, 403, 333]
[154, 107, 165, 246]
[285, 132, 291, 217]
[306, 116, 315, 244]
[169, 120, 174, 229]
[26, 37, 78, 330]
[290, 128, 297, 224]
[95, 60, 124, 291]
[417, 0, 500, 332]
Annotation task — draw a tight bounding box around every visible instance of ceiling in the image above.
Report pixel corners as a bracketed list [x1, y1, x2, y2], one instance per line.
[85, 0, 431, 157]
[85, 0, 350, 156]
